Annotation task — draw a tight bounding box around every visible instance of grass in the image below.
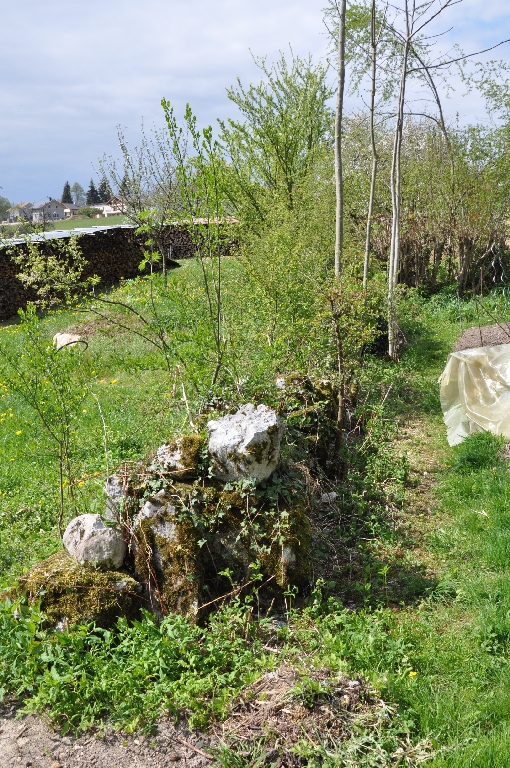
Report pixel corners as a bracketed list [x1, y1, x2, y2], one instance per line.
[3, 271, 510, 762]
[50, 216, 127, 230]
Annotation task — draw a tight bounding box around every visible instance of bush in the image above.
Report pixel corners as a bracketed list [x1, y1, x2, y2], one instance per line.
[76, 206, 102, 218]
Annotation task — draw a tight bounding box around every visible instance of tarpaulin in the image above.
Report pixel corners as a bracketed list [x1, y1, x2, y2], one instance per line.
[440, 344, 510, 446]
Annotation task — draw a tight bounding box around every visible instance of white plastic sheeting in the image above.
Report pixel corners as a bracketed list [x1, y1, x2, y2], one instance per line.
[440, 344, 510, 446]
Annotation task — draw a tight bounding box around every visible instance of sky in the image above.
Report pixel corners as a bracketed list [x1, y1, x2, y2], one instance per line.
[1, 0, 509, 205]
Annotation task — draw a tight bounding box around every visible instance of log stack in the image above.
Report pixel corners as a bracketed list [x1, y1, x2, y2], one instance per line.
[0, 225, 196, 321]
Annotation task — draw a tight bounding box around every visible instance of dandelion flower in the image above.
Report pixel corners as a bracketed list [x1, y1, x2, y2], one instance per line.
[82, 409, 87, 413]
[111, 379, 118, 384]
[15, 430, 22, 435]
[409, 671, 418, 678]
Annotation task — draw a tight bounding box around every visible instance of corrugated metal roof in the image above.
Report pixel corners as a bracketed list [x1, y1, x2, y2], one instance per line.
[1, 224, 135, 248]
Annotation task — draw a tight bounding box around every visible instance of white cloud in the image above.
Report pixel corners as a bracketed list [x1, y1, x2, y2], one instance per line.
[1, 0, 509, 203]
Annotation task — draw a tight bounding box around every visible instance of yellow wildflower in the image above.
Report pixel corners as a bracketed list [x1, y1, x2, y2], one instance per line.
[409, 671, 418, 678]
[15, 430, 22, 435]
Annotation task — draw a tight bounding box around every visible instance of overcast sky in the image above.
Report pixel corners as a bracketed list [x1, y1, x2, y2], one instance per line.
[1, 0, 509, 205]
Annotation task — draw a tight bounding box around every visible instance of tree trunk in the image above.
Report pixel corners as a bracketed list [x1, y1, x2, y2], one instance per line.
[363, 0, 379, 291]
[334, 0, 347, 277]
[388, 35, 410, 358]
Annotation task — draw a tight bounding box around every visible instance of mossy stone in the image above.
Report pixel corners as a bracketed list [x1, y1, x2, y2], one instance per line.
[133, 499, 201, 619]
[16, 550, 142, 628]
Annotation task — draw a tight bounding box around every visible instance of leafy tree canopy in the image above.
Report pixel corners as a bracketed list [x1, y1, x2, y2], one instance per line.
[71, 182, 85, 206]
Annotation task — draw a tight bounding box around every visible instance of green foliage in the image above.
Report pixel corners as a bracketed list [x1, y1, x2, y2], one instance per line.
[97, 175, 111, 203]
[10, 233, 99, 309]
[0, 599, 267, 733]
[0, 195, 12, 221]
[70, 182, 85, 206]
[219, 51, 333, 226]
[0, 306, 89, 532]
[76, 206, 102, 218]
[61, 181, 73, 205]
[86, 179, 100, 205]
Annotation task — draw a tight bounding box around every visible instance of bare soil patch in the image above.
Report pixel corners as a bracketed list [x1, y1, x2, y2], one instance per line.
[0, 703, 213, 768]
[454, 323, 510, 351]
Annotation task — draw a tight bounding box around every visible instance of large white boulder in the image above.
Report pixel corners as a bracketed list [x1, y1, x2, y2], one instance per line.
[207, 403, 284, 484]
[53, 332, 82, 350]
[63, 514, 126, 570]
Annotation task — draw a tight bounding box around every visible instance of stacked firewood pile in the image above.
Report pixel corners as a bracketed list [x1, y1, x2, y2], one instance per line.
[0, 225, 197, 321]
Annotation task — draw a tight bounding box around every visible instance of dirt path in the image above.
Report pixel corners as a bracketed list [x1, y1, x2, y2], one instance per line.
[0, 705, 213, 768]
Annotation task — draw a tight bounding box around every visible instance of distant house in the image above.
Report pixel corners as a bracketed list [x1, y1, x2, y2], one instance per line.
[31, 198, 67, 223]
[6, 202, 33, 223]
[93, 201, 124, 217]
[63, 203, 81, 218]
[107, 196, 126, 214]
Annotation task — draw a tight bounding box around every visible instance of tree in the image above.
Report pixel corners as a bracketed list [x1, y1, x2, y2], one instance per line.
[219, 52, 333, 227]
[97, 176, 112, 203]
[0, 196, 11, 222]
[71, 182, 85, 206]
[61, 181, 73, 204]
[86, 179, 100, 205]
[99, 123, 180, 276]
[118, 171, 131, 199]
[76, 206, 102, 218]
[334, 0, 347, 278]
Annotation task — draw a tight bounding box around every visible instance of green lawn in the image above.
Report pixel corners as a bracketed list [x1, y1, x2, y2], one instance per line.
[52, 215, 126, 230]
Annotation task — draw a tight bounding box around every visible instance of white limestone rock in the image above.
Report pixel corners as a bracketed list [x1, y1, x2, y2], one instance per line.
[156, 435, 202, 477]
[133, 491, 177, 545]
[63, 514, 126, 570]
[207, 403, 284, 484]
[105, 474, 126, 521]
[53, 332, 82, 350]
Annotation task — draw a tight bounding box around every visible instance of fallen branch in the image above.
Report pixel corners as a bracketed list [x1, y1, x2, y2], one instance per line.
[174, 735, 213, 760]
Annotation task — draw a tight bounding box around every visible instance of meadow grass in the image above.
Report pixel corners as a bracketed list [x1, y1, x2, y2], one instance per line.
[50, 216, 126, 230]
[2, 269, 510, 762]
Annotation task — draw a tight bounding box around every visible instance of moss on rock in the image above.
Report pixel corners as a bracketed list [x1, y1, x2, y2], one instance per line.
[16, 550, 142, 628]
[133, 497, 201, 618]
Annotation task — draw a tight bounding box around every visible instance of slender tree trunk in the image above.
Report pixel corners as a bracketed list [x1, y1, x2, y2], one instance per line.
[334, 0, 347, 277]
[363, 0, 379, 291]
[388, 36, 409, 358]
[58, 446, 64, 541]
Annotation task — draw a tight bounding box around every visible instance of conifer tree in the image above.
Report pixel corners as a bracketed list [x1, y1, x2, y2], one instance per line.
[86, 179, 100, 205]
[97, 176, 112, 203]
[61, 181, 73, 204]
